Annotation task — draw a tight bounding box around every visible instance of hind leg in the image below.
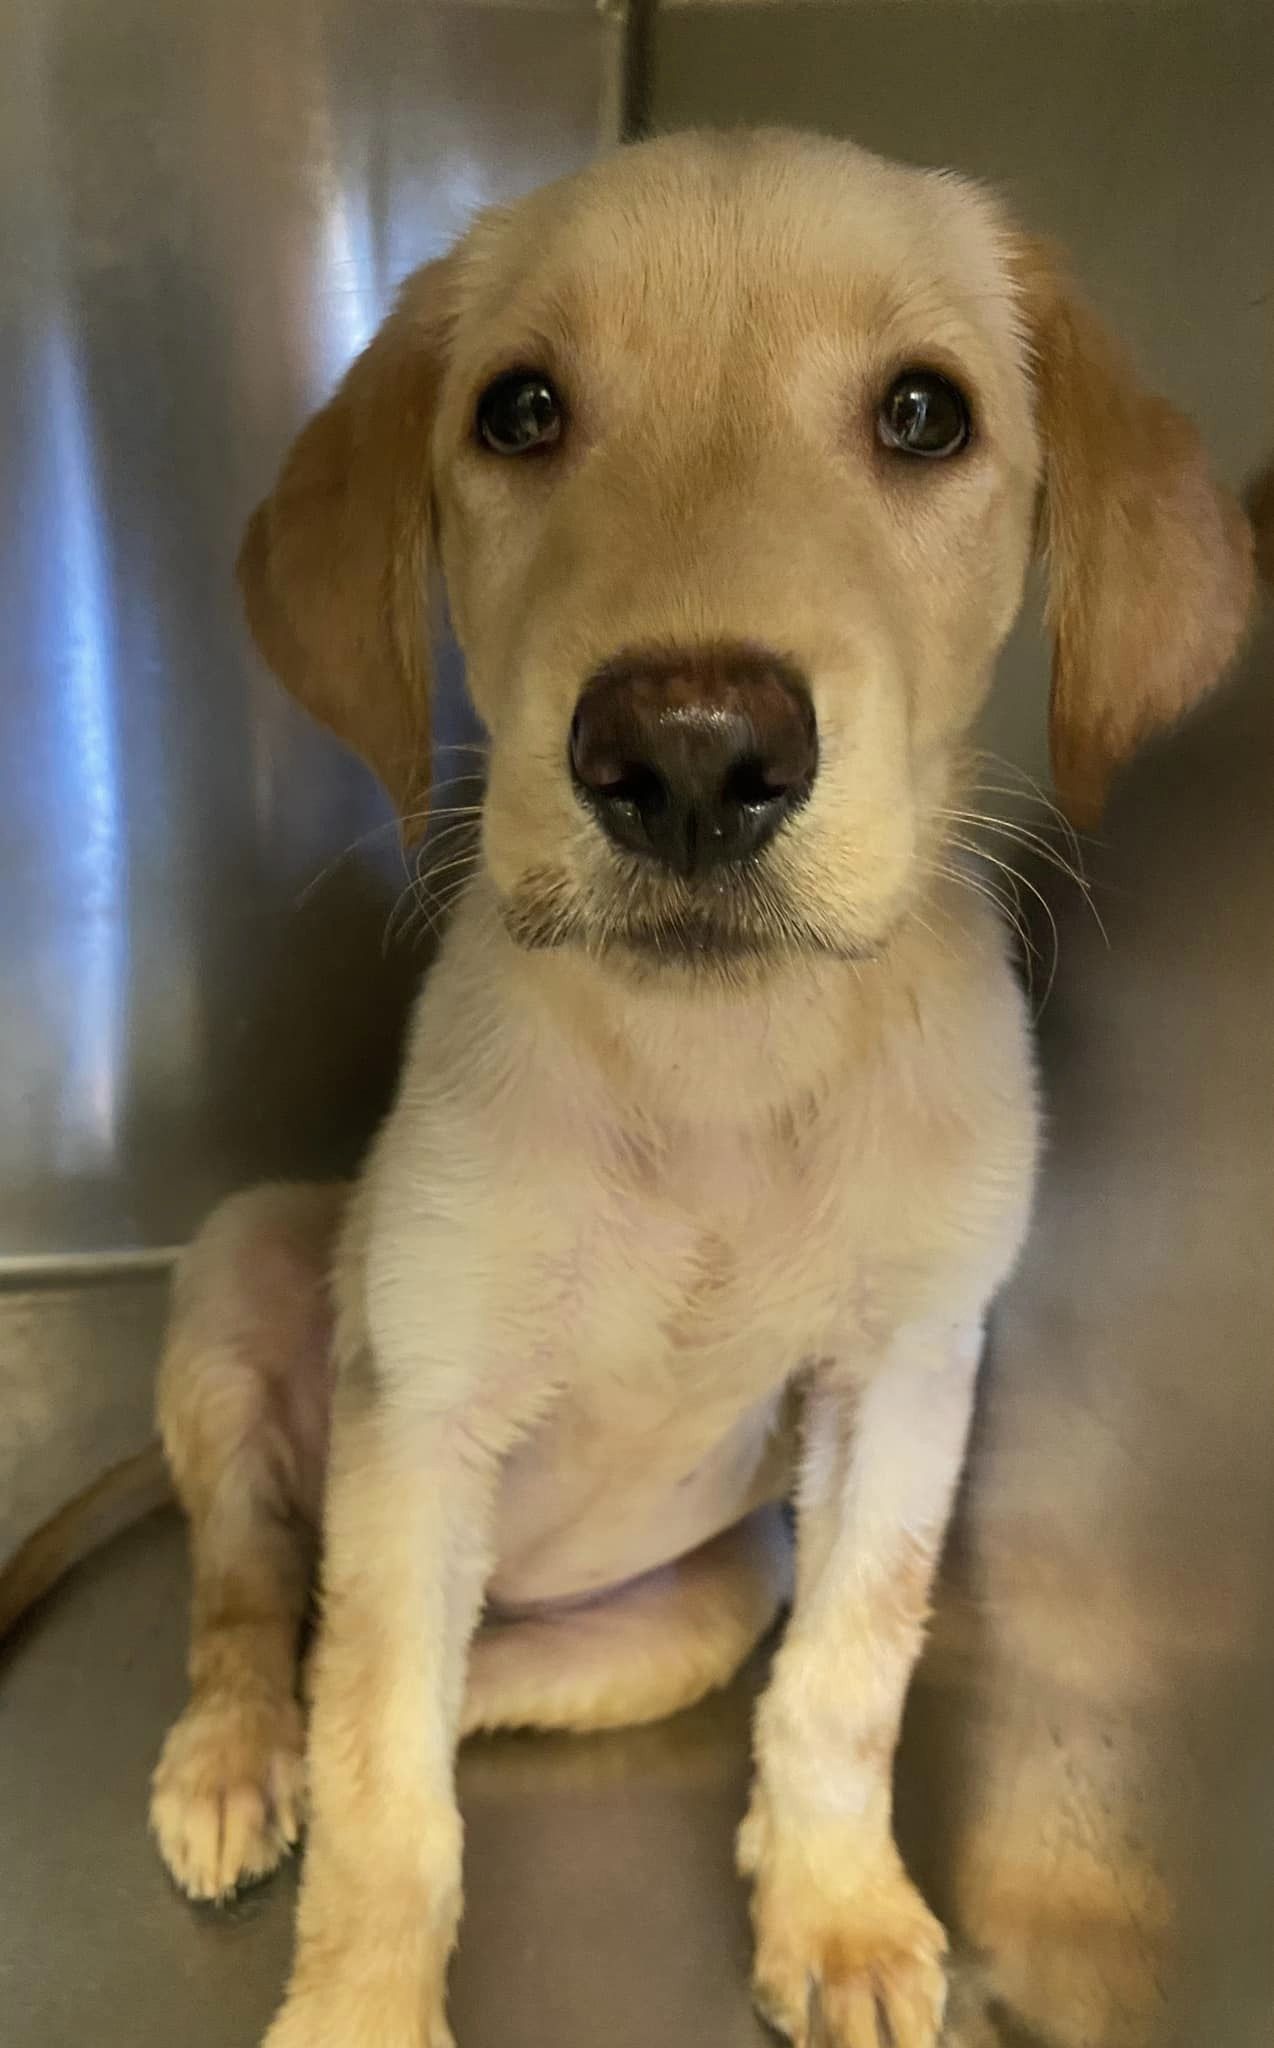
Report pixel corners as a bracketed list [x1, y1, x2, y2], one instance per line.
[150, 1183, 344, 1901]
[462, 1505, 793, 1737]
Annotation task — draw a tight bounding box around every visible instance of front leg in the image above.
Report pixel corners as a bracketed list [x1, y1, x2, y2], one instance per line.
[264, 1373, 500, 2048]
[743, 1322, 982, 2048]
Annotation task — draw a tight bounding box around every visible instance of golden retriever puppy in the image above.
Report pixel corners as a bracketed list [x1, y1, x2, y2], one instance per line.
[148, 130, 1251, 2048]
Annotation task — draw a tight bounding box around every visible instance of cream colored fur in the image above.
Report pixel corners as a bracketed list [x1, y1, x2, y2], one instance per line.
[149, 130, 1252, 2048]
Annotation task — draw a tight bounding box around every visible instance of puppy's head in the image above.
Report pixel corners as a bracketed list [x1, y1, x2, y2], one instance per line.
[240, 130, 1251, 972]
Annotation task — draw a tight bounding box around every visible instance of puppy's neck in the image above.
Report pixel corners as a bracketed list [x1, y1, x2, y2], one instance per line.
[479, 884, 950, 1135]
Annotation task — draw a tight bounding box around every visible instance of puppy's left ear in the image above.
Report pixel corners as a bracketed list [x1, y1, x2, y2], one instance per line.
[1013, 238, 1254, 826]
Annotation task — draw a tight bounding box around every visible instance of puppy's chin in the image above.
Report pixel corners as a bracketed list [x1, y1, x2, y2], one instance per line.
[498, 866, 884, 978]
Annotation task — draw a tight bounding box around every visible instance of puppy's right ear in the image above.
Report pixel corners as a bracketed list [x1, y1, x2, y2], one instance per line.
[238, 258, 457, 837]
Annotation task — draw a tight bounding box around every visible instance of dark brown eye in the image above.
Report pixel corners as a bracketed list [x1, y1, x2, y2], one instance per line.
[475, 370, 563, 455]
[877, 369, 971, 459]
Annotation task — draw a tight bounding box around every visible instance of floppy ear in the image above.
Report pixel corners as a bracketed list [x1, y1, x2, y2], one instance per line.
[238, 258, 456, 837]
[1013, 239, 1254, 826]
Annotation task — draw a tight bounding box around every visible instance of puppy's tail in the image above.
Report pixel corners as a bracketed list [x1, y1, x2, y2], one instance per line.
[0, 1441, 172, 1641]
[1246, 459, 1274, 589]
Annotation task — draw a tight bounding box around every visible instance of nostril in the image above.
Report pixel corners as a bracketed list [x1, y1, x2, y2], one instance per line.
[570, 705, 673, 836]
[594, 761, 668, 817]
[722, 754, 796, 810]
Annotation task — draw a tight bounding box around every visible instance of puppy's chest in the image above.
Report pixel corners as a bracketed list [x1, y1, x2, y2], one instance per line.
[573, 1117, 856, 1397]
[488, 1122, 840, 1606]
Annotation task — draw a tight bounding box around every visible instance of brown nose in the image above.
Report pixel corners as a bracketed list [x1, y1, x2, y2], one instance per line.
[569, 644, 817, 878]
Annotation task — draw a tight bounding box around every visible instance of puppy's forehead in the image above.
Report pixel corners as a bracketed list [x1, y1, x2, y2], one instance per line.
[455, 130, 1021, 364]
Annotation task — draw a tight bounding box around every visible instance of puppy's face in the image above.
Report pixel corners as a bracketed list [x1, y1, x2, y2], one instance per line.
[241, 131, 1251, 974]
[433, 135, 1038, 964]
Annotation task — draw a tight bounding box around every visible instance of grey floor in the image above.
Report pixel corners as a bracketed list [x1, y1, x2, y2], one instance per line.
[0, 1508, 772, 2048]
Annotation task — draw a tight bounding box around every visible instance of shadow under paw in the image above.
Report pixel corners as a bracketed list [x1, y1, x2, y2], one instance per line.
[943, 1964, 1060, 2048]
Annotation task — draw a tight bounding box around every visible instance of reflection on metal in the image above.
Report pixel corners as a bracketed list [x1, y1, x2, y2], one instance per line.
[40, 314, 129, 1178]
[915, 616, 1274, 2048]
[0, 0, 623, 1267]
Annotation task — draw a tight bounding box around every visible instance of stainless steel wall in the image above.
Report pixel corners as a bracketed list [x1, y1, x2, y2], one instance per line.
[0, 0, 624, 1270]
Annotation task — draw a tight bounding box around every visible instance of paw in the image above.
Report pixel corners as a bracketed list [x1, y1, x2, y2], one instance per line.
[743, 1810, 947, 2047]
[753, 1902, 947, 2048]
[262, 1984, 455, 2048]
[150, 1687, 306, 1901]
